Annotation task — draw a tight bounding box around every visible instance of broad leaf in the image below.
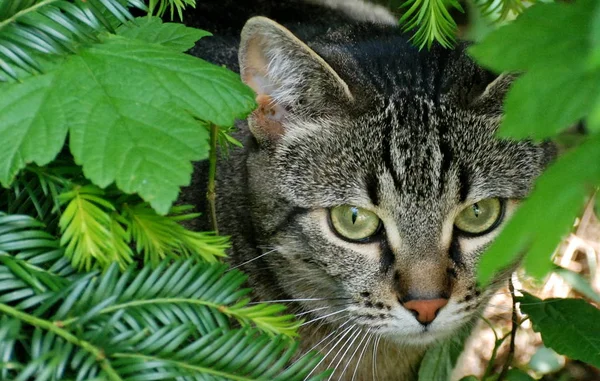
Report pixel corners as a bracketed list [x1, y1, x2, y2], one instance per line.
[519, 293, 600, 369]
[116, 16, 210, 52]
[469, 0, 600, 139]
[0, 73, 67, 187]
[469, 1, 594, 72]
[0, 35, 256, 214]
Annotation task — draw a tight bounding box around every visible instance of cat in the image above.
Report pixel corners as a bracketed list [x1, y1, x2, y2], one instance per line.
[179, 1, 556, 379]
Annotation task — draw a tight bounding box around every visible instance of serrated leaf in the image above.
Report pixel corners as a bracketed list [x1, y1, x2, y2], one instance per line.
[469, 1, 595, 73]
[53, 35, 254, 213]
[499, 66, 600, 140]
[478, 135, 600, 284]
[0, 73, 67, 187]
[519, 293, 600, 369]
[116, 16, 210, 52]
[469, 0, 600, 140]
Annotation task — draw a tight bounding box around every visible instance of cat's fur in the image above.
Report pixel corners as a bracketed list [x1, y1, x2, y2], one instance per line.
[180, 1, 555, 379]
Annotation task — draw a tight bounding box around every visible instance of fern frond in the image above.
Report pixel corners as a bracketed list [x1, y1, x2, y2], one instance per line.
[0, 0, 144, 81]
[123, 203, 228, 267]
[148, 0, 196, 21]
[477, 0, 525, 22]
[48, 261, 298, 337]
[0, 164, 69, 229]
[58, 185, 132, 271]
[399, 0, 463, 49]
[0, 258, 325, 380]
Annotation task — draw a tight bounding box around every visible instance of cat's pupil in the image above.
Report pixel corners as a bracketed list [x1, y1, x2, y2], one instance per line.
[472, 203, 481, 218]
[351, 207, 359, 224]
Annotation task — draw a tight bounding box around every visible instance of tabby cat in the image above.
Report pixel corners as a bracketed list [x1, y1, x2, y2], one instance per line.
[179, 1, 555, 379]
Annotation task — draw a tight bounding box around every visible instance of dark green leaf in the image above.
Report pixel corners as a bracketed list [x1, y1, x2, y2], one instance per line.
[519, 292, 600, 369]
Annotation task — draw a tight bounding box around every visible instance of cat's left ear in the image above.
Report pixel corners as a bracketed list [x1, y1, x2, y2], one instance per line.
[239, 16, 354, 143]
[469, 73, 515, 113]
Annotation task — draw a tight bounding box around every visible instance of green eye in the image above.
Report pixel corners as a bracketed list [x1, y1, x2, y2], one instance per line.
[330, 206, 381, 241]
[454, 198, 503, 235]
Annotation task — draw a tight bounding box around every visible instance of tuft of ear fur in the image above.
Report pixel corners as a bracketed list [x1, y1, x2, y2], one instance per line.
[239, 16, 353, 144]
[469, 73, 516, 114]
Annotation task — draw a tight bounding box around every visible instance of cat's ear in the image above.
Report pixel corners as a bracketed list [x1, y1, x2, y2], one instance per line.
[239, 16, 353, 144]
[469, 73, 516, 113]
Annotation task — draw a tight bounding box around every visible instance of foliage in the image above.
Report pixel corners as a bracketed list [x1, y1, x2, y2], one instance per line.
[2, 0, 599, 380]
[471, 0, 600, 282]
[396, 0, 529, 49]
[0, 0, 319, 379]
[0, 0, 255, 214]
[519, 293, 600, 369]
[0, 220, 321, 379]
[463, 0, 600, 380]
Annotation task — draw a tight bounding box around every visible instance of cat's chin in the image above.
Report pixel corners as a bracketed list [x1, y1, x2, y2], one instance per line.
[383, 327, 457, 348]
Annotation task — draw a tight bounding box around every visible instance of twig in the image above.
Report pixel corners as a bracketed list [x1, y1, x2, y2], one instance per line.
[497, 278, 518, 381]
[207, 123, 219, 235]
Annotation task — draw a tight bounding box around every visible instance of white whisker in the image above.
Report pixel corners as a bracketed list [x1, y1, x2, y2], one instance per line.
[249, 297, 350, 305]
[372, 335, 381, 381]
[328, 328, 363, 381]
[304, 324, 356, 381]
[229, 248, 278, 269]
[352, 331, 373, 381]
[301, 308, 349, 327]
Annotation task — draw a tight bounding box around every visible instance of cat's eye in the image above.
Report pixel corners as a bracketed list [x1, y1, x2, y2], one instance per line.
[330, 206, 381, 241]
[454, 198, 503, 235]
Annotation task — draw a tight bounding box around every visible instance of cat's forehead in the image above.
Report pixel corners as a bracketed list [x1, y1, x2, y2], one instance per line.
[277, 97, 549, 208]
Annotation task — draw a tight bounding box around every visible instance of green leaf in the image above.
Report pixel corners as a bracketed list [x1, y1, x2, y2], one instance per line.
[418, 326, 471, 381]
[478, 135, 600, 283]
[123, 203, 228, 267]
[469, 1, 595, 72]
[499, 66, 600, 140]
[58, 185, 132, 271]
[469, 0, 600, 140]
[399, 0, 463, 49]
[518, 292, 600, 369]
[0, 73, 68, 187]
[116, 16, 210, 52]
[59, 36, 254, 213]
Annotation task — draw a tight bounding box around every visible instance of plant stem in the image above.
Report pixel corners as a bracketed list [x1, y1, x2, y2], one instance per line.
[58, 297, 298, 337]
[497, 278, 518, 381]
[207, 123, 219, 235]
[0, 303, 123, 381]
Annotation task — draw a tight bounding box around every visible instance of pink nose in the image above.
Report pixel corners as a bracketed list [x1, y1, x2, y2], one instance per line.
[403, 298, 448, 324]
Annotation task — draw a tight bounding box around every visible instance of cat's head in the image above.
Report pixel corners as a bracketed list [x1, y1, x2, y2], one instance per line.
[238, 17, 554, 345]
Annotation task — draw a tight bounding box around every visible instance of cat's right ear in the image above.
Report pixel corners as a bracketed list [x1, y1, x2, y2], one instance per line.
[239, 16, 353, 144]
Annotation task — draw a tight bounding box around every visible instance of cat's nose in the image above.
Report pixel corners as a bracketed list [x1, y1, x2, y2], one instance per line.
[403, 298, 448, 325]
